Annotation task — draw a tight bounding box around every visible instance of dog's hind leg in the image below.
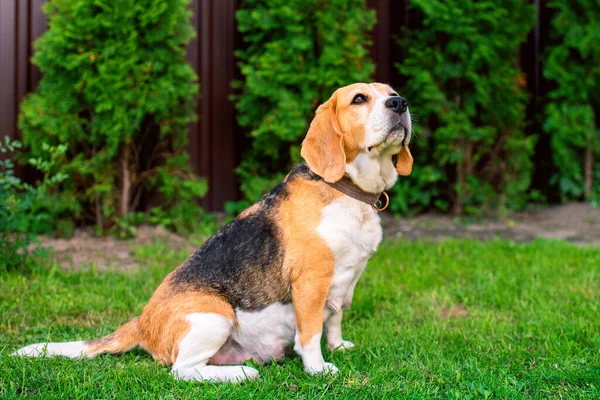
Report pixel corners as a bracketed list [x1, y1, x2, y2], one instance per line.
[138, 281, 259, 383]
[170, 313, 260, 383]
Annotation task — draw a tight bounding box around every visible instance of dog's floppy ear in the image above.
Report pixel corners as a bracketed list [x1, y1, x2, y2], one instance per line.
[395, 146, 413, 176]
[301, 94, 346, 183]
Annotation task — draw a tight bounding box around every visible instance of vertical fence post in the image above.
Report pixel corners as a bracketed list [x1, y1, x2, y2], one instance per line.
[367, 0, 409, 87]
[0, 0, 18, 152]
[188, 0, 240, 211]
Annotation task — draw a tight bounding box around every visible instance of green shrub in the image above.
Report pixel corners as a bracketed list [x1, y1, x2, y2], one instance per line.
[19, 0, 206, 235]
[391, 0, 537, 216]
[543, 0, 600, 204]
[0, 137, 67, 272]
[234, 0, 375, 205]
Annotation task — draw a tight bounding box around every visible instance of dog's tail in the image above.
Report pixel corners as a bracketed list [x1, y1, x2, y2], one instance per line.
[13, 316, 142, 359]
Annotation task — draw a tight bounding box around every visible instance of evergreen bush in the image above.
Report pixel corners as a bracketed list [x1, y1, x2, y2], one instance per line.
[391, 0, 537, 215]
[19, 0, 205, 235]
[234, 0, 376, 205]
[543, 0, 600, 204]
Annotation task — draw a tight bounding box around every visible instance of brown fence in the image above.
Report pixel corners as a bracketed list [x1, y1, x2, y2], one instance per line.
[0, 0, 548, 210]
[0, 0, 46, 183]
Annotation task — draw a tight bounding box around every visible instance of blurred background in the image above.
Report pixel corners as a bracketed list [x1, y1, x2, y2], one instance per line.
[0, 0, 598, 242]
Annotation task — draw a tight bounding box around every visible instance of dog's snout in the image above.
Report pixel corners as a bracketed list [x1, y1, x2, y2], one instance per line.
[385, 96, 408, 114]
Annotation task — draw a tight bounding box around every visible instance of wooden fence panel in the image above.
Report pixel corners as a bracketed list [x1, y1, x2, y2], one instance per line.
[0, 0, 45, 183]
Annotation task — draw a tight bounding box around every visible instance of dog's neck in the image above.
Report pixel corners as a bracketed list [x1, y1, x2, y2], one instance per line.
[345, 152, 398, 194]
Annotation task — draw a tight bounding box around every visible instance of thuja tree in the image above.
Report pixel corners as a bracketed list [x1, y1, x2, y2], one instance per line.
[391, 0, 536, 215]
[19, 0, 204, 234]
[544, 0, 600, 203]
[234, 0, 375, 204]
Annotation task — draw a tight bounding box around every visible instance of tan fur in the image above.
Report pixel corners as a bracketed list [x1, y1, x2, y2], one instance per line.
[79, 175, 345, 366]
[301, 82, 407, 182]
[292, 81, 409, 347]
[396, 146, 413, 176]
[85, 317, 142, 356]
[333, 83, 374, 163]
[136, 274, 236, 365]
[370, 82, 395, 95]
[276, 177, 341, 346]
[368, 83, 414, 176]
[21, 82, 412, 381]
[301, 94, 346, 183]
[238, 202, 261, 218]
[86, 273, 235, 366]
[365, 82, 413, 175]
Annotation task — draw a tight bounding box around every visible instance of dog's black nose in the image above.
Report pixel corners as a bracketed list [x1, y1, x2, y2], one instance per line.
[385, 96, 408, 114]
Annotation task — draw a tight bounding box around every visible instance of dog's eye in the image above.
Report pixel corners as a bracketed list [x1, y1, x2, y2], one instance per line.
[351, 94, 368, 105]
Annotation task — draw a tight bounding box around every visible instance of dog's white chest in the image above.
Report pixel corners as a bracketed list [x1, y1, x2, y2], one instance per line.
[318, 197, 382, 264]
[317, 197, 383, 307]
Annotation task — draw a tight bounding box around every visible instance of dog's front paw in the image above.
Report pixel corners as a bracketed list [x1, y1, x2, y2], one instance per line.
[305, 361, 339, 375]
[328, 340, 355, 351]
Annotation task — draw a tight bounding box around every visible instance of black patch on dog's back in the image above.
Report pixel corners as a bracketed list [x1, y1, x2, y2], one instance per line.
[171, 171, 306, 311]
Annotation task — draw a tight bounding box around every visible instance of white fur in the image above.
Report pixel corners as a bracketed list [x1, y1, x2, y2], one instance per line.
[302, 83, 409, 369]
[12, 84, 406, 382]
[362, 83, 412, 150]
[172, 313, 260, 383]
[287, 196, 383, 373]
[295, 331, 338, 374]
[318, 198, 382, 290]
[222, 198, 381, 374]
[233, 302, 296, 364]
[13, 341, 88, 358]
[325, 311, 354, 351]
[346, 83, 411, 193]
[346, 152, 399, 193]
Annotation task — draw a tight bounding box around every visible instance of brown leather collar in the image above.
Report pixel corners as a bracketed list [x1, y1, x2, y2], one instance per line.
[308, 170, 390, 211]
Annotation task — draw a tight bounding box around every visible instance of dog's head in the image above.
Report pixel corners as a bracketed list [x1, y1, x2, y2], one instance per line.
[301, 82, 412, 193]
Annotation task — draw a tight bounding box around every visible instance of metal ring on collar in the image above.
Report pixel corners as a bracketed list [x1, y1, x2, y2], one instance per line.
[373, 191, 389, 212]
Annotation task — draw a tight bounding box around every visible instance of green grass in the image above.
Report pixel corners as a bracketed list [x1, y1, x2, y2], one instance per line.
[1, 239, 599, 399]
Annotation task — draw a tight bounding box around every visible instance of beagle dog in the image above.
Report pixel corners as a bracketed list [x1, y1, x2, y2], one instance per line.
[15, 82, 413, 383]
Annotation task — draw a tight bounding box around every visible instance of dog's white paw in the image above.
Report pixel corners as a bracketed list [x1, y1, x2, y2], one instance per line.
[329, 340, 355, 351]
[305, 361, 339, 375]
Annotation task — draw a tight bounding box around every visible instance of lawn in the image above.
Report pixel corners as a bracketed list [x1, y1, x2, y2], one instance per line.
[1, 239, 599, 399]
